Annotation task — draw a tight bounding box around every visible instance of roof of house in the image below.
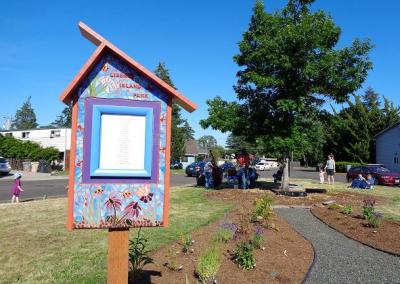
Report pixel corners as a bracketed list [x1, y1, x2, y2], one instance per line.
[184, 139, 208, 156]
[374, 121, 400, 139]
[60, 22, 196, 113]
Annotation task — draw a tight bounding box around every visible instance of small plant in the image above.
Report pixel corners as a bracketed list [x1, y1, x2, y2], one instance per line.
[362, 198, 376, 220]
[214, 228, 235, 243]
[342, 204, 353, 215]
[180, 233, 193, 253]
[214, 221, 237, 243]
[234, 242, 256, 270]
[328, 203, 342, 210]
[368, 212, 383, 228]
[129, 228, 154, 276]
[196, 246, 221, 283]
[164, 248, 182, 271]
[251, 225, 265, 249]
[252, 195, 274, 223]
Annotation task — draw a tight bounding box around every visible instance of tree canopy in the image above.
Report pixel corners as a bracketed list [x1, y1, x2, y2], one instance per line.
[12, 96, 38, 130]
[201, 0, 373, 160]
[154, 62, 194, 162]
[51, 104, 72, 128]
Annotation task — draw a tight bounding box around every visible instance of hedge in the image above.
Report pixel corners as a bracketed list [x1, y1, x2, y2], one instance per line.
[335, 161, 364, 173]
[0, 134, 59, 162]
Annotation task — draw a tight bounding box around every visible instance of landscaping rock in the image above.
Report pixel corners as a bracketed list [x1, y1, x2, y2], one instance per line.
[322, 200, 336, 205]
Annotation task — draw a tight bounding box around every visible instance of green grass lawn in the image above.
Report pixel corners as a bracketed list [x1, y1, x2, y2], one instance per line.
[286, 178, 400, 221]
[170, 168, 186, 175]
[0, 187, 232, 284]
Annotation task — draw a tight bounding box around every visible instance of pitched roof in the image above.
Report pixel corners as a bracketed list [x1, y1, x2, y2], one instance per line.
[374, 121, 400, 139]
[60, 22, 196, 113]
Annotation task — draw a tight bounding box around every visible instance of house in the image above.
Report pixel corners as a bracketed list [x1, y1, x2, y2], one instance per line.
[0, 128, 71, 168]
[375, 122, 400, 172]
[180, 139, 208, 168]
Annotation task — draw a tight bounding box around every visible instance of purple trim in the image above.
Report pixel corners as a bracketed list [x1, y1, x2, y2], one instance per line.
[82, 97, 160, 184]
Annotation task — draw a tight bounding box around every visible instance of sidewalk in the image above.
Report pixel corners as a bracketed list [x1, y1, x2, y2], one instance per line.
[0, 171, 68, 181]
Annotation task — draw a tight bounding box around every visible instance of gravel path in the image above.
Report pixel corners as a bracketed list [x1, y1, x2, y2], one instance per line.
[276, 208, 400, 284]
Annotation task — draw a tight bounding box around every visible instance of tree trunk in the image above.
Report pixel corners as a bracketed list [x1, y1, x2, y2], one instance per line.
[281, 157, 290, 191]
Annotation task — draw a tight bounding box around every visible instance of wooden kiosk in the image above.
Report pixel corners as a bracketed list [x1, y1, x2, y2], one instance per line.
[60, 22, 196, 283]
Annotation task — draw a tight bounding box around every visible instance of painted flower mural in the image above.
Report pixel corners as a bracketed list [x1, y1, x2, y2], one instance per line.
[72, 54, 167, 228]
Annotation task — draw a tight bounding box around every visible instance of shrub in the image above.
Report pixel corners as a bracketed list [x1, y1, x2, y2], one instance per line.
[0, 134, 59, 162]
[129, 228, 154, 276]
[362, 198, 376, 220]
[368, 212, 383, 228]
[342, 204, 353, 215]
[252, 195, 274, 223]
[251, 225, 265, 249]
[335, 161, 364, 173]
[234, 242, 256, 270]
[196, 246, 221, 283]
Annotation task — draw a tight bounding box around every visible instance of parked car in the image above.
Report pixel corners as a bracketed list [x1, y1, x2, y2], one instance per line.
[220, 161, 235, 171]
[170, 161, 183, 169]
[185, 161, 205, 177]
[0, 157, 11, 175]
[346, 165, 400, 186]
[255, 161, 271, 171]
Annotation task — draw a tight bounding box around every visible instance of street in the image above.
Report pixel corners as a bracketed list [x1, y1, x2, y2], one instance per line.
[0, 168, 346, 203]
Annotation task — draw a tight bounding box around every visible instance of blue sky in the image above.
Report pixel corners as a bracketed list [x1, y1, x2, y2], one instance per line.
[1, 0, 399, 145]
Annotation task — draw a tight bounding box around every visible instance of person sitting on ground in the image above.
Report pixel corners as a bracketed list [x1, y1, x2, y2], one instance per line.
[366, 174, 376, 189]
[351, 174, 373, 189]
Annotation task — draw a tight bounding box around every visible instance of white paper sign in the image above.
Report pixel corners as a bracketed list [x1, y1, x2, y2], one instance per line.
[99, 114, 146, 170]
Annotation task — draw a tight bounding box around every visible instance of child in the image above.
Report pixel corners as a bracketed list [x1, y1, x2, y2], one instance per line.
[319, 169, 325, 184]
[11, 173, 24, 203]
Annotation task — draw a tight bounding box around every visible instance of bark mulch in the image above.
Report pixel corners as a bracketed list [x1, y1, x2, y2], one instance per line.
[131, 189, 314, 284]
[311, 206, 400, 256]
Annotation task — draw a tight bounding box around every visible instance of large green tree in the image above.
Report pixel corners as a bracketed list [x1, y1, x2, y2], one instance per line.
[197, 135, 218, 150]
[200, 0, 373, 189]
[51, 104, 72, 128]
[154, 62, 194, 162]
[12, 96, 38, 130]
[324, 88, 400, 163]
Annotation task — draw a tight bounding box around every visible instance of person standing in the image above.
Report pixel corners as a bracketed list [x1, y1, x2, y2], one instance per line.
[238, 149, 250, 189]
[324, 155, 336, 185]
[11, 173, 24, 203]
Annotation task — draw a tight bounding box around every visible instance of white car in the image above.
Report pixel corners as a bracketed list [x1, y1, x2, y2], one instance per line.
[255, 162, 271, 171]
[0, 157, 11, 175]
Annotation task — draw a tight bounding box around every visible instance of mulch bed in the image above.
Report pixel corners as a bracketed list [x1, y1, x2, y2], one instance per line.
[131, 189, 314, 283]
[311, 206, 400, 256]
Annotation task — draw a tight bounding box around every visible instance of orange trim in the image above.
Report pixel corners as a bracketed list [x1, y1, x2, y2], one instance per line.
[60, 22, 197, 113]
[59, 43, 107, 104]
[163, 97, 172, 227]
[67, 98, 78, 231]
[78, 21, 105, 46]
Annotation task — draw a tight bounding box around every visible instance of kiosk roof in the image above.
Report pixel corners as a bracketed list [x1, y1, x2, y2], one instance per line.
[60, 22, 196, 113]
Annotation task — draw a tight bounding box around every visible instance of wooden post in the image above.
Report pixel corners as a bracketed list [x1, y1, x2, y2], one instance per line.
[107, 228, 129, 284]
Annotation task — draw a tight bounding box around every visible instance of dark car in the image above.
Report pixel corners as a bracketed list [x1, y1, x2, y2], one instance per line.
[170, 161, 183, 169]
[220, 161, 235, 171]
[346, 165, 400, 186]
[185, 161, 205, 177]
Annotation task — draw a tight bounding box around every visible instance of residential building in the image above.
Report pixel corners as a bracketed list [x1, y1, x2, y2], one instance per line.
[375, 122, 400, 172]
[0, 128, 71, 169]
[180, 139, 208, 168]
